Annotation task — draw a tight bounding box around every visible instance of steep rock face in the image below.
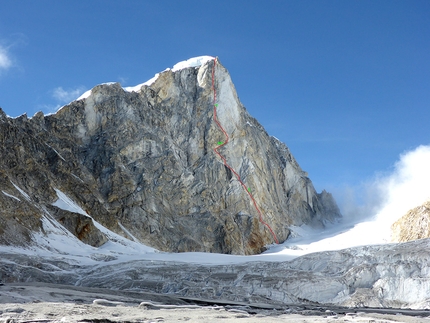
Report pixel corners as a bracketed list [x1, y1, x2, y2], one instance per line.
[0, 57, 341, 254]
[391, 200, 430, 242]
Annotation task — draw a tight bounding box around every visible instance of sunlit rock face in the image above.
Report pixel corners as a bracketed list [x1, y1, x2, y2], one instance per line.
[0, 58, 340, 255]
[391, 200, 430, 242]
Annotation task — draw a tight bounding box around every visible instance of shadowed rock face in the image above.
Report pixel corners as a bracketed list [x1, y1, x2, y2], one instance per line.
[391, 200, 430, 242]
[0, 58, 341, 254]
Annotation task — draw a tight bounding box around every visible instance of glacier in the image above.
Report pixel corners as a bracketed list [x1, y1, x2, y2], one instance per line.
[1, 189, 429, 309]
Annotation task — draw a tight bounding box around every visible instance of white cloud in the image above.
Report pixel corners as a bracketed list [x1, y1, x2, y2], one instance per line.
[373, 145, 430, 222]
[52, 86, 86, 103]
[334, 144, 430, 241]
[0, 34, 28, 76]
[314, 144, 430, 250]
[0, 45, 12, 71]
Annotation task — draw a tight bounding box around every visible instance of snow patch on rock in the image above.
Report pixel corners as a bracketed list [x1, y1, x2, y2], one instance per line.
[11, 182, 31, 201]
[2, 190, 20, 201]
[52, 188, 87, 216]
[123, 73, 162, 93]
[76, 89, 92, 101]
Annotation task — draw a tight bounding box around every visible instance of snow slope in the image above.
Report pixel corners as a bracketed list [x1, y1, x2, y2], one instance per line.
[0, 185, 381, 265]
[0, 186, 419, 264]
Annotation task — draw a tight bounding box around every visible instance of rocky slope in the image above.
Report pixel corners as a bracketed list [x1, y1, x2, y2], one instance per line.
[391, 200, 430, 242]
[0, 56, 340, 254]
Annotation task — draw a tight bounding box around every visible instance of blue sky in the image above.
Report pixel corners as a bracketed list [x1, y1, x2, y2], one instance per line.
[1, 0, 429, 204]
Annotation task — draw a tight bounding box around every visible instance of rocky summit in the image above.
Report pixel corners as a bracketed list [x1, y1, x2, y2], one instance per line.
[0, 57, 341, 255]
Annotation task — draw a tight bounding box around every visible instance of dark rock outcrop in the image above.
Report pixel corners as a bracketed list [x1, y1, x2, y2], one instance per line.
[0, 57, 341, 254]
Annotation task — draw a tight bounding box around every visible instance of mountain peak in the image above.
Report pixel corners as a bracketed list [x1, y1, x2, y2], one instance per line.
[75, 56, 216, 103]
[0, 57, 340, 255]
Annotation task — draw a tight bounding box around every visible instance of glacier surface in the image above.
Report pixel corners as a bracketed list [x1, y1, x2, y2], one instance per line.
[0, 189, 429, 309]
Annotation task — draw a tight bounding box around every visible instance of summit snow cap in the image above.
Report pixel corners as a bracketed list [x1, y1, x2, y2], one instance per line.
[123, 56, 214, 93]
[171, 55, 214, 72]
[75, 56, 216, 101]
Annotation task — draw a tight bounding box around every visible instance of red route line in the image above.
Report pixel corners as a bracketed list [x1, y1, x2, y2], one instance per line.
[211, 58, 279, 244]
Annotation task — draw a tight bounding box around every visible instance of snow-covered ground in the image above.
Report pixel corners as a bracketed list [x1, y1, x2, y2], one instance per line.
[2, 283, 428, 323]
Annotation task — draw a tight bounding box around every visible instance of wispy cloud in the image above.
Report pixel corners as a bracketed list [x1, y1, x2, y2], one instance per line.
[0, 45, 13, 72]
[118, 76, 128, 85]
[0, 34, 27, 75]
[37, 86, 88, 115]
[52, 86, 86, 104]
